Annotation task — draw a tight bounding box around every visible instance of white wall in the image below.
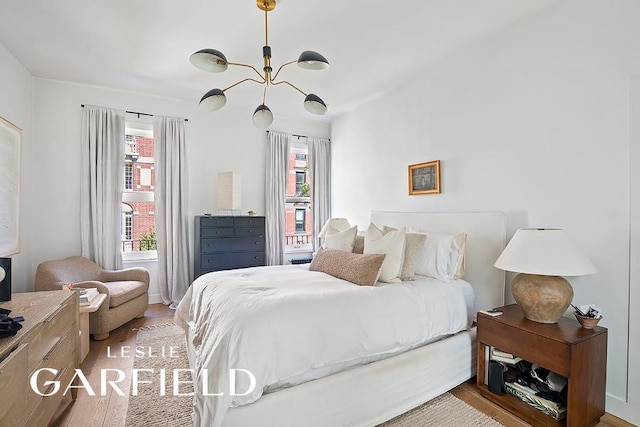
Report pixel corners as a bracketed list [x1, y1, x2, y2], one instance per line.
[331, 0, 640, 423]
[0, 43, 33, 293]
[26, 78, 329, 302]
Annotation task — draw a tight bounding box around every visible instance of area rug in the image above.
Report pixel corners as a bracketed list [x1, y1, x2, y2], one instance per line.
[125, 323, 504, 427]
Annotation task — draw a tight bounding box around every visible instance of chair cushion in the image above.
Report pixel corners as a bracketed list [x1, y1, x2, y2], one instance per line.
[107, 281, 148, 308]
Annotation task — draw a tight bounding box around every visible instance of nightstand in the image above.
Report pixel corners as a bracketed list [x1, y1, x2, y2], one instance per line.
[79, 293, 107, 362]
[476, 304, 607, 427]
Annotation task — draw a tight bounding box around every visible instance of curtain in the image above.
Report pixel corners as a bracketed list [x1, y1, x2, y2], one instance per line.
[308, 137, 331, 251]
[154, 116, 191, 307]
[80, 105, 125, 270]
[265, 131, 290, 265]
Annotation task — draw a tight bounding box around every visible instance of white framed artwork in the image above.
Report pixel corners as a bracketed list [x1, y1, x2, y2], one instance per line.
[0, 116, 21, 256]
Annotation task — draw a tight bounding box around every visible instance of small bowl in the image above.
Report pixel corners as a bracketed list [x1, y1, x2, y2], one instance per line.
[575, 313, 602, 329]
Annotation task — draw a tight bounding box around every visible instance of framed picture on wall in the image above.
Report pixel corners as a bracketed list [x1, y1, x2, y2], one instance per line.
[0, 116, 21, 256]
[408, 160, 440, 195]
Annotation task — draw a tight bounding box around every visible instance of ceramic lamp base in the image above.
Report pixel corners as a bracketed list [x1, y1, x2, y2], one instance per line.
[511, 273, 573, 323]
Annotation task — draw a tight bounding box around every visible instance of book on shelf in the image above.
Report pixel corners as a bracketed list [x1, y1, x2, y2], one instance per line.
[504, 381, 566, 421]
[490, 347, 522, 364]
[78, 288, 99, 306]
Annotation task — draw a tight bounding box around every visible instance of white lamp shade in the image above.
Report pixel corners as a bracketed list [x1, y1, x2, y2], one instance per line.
[217, 171, 241, 211]
[494, 228, 598, 277]
[0, 266, 5, 282]
[199, 88, 227, 111]
[252, 104, 273, 128]
[303, 94, 327, 115]
[318, 218, 352, 239]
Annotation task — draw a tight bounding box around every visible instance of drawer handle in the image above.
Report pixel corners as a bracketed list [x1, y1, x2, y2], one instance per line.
[207, 243, 213, 247]
[207, 259, 213, 263]
[254, 241, 259, 245]
[43, 367, 68, 396]
[44, 334, 68, 360]
[45, 304, 66, 323]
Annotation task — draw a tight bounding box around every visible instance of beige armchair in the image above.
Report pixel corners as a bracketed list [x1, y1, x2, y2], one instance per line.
[35, 256, 149, 340]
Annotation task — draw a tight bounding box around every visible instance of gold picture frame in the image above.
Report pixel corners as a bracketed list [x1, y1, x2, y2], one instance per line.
[408, 160, 440, 195]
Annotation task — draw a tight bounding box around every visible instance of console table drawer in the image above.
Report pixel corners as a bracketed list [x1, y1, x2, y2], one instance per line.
[201, 237, 265, 253]
[0, 343, 28, 421]
[201, 227, 235, 238]
[200, 216, 234, 228]
[235, 217, 265, 228]
[200, 252, 266, 272]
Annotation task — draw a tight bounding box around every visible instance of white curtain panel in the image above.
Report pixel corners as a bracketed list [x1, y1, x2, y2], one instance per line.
[265, 131, 291, 265]
[154, 116, 191, 306]
[80, 105, 125, 270]
[308, 137, 331, 251]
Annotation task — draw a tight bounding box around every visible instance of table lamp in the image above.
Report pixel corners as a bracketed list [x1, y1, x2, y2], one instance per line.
[0, 258, 10, 302]
[494, 228, 597, 323]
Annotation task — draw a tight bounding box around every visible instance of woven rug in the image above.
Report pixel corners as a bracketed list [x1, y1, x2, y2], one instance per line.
[125, 324, 504, 427]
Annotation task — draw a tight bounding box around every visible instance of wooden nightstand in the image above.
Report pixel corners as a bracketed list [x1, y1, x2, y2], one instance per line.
[79, 293, 107, 362]
[476, 304, 607, 427]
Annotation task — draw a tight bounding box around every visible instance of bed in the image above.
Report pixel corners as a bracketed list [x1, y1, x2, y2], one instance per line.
[175, 211, 506, 427]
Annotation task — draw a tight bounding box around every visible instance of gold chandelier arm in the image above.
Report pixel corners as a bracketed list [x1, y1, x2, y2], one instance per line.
[223, 77, 267, 92]
[226, 62, 266, 81]
[270, 79, 308, 97]
[270, 60, 297, 82]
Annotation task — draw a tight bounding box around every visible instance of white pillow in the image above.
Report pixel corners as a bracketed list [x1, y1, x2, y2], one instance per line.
[324, 225, 358, 252]
[364, 223, 406, 283]
[412, 231, 467, 282]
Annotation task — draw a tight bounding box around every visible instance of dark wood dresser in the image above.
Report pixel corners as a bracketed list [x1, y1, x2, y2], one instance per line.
[194, 215, 266, 278]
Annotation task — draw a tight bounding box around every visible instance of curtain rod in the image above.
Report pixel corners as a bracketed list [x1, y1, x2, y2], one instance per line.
[266, 130, 330, 141]
[80, 105, 188, 121]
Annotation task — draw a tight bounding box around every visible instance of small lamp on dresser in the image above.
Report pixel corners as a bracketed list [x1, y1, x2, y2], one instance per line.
[494, 228, 597, 323]
[0, 258, 10, 302]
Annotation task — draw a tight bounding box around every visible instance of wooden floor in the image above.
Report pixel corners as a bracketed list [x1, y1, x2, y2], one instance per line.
[50, 304, 633, 427]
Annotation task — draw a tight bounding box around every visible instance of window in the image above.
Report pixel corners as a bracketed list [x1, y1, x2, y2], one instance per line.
[295, 171, 306, 196]
[295, 209, 306, 232]
[122, 121, 156, 260]
[124, 163, 133, 190]
[285, 142, 313, 252]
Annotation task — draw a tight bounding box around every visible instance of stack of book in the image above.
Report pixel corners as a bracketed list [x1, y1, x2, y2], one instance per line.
[78, 288, 99, 306]
[504, 380, 567, 420]
[490, 347, 523, 365]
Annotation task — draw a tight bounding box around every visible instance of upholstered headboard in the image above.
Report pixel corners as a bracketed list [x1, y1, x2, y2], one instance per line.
[370, 211, 506, 314]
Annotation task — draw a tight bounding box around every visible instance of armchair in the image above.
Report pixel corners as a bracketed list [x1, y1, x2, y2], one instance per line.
[34, 256, 149, 340]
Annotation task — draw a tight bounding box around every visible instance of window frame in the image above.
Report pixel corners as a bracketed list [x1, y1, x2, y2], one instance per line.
[122, 120, 157, 262]
[285, 141, 313, 253]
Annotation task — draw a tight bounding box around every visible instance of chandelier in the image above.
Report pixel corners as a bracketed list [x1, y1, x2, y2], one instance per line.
[190, 0, 329, 128]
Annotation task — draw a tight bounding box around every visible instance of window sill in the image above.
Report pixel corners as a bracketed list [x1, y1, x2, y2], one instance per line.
[122, 250, 157, 262]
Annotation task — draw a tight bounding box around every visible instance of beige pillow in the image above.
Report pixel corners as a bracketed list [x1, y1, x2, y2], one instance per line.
[364, 223, 405, 283]
[383, 226, 427, 281]
[324, 225, 358, 252]
[309, 248, 385, 286]
[352, 235, 365, 254]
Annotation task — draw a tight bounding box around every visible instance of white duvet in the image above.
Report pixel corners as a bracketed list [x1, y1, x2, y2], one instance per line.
[175, 264, 473, 427]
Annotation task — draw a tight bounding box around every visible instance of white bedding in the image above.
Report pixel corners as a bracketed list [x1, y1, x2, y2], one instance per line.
[175, 264, 474, 427]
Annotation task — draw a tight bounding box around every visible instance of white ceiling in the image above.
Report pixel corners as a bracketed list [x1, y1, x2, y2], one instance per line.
[0, 0, 559, 122]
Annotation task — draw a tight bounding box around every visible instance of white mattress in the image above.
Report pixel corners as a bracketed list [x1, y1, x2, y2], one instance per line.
[175, 264, 474, 427]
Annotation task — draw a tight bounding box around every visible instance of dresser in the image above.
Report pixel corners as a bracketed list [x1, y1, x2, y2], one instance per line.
[0, 291, 79, 427]
[194, 215, 266, 278]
